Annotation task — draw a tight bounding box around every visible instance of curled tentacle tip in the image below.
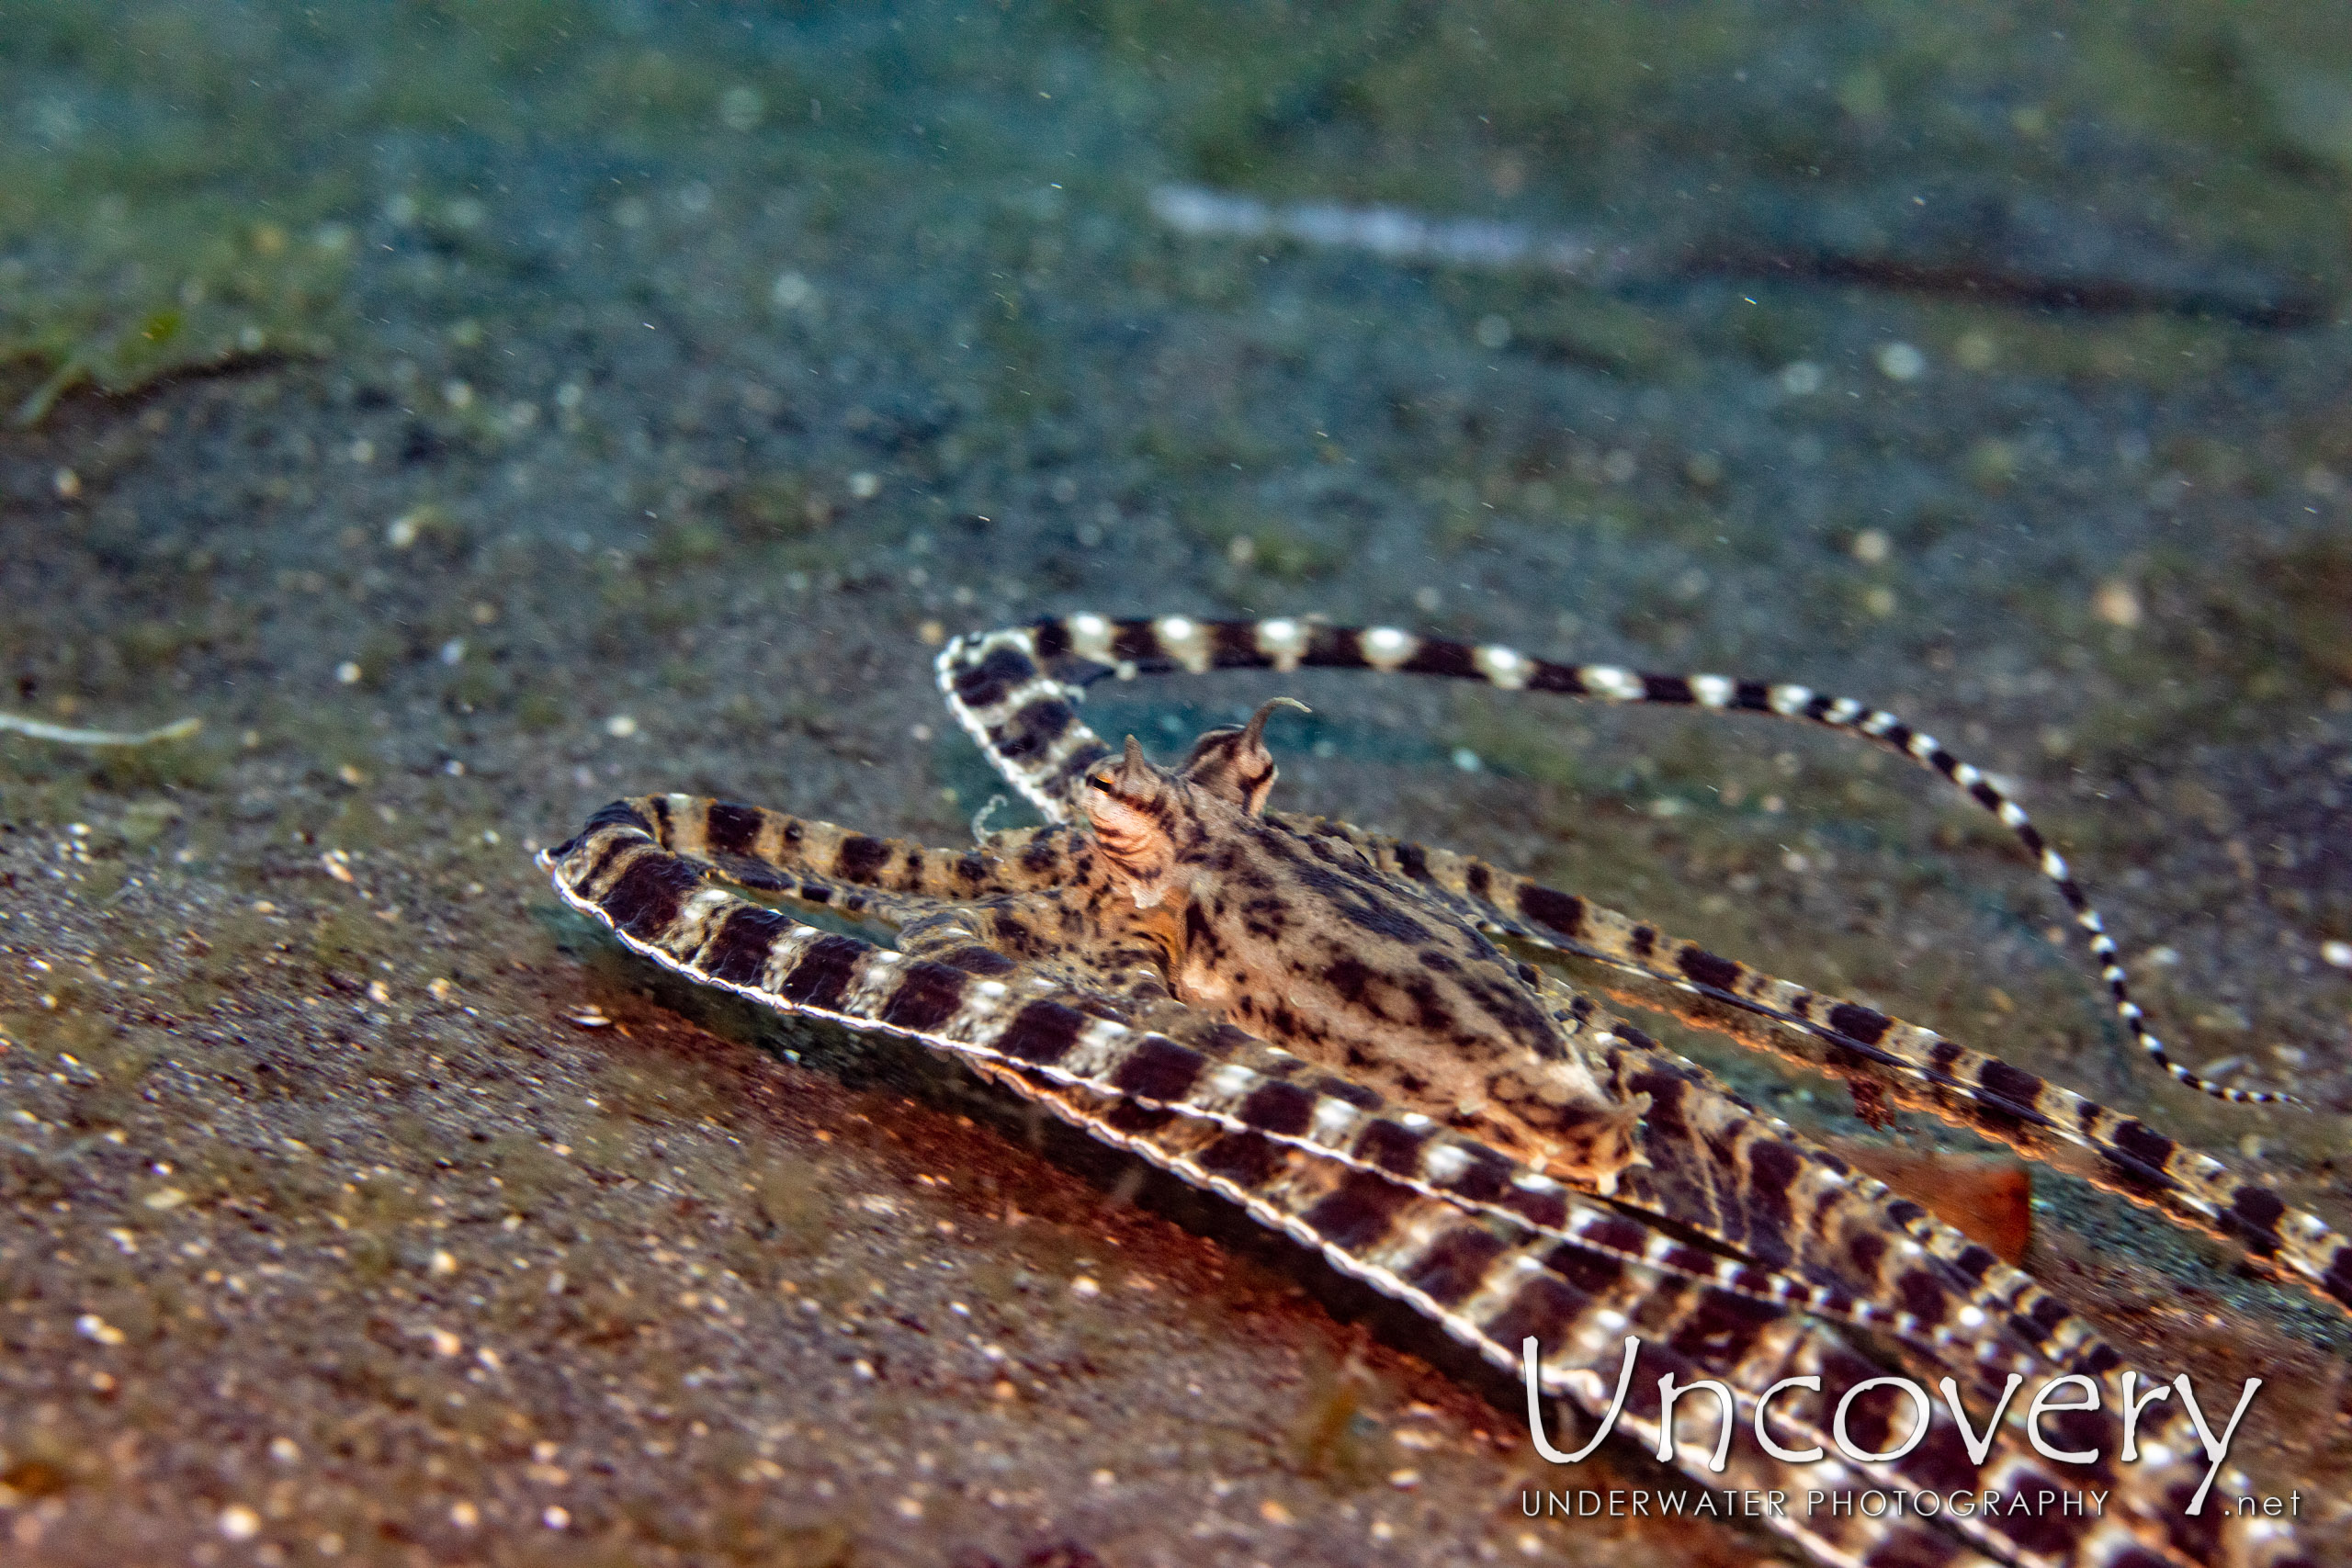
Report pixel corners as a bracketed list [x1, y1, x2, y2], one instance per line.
[1239, 695, 1310, 747]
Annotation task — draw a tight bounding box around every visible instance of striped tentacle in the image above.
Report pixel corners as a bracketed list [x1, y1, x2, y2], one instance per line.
[1104, 987, 2064, 1381]
[1589, 1026, 2292, 1568]
[1125, 996, 2061, 1382]
[1596, 1022, 2129, 1385]
[616, 791, 1080, 907]
[543, 807, 2290, 1567]
[594, 794, 1164, 1000]
[1525, 974, 2257, 1528]
[543, 807, 2038, 1367]
[1001, 1071, 2002, 1568]
[1338, 823, 2352, 1318]
[984, 1066, 2281, 1568]
[1573, 1007, 2131, 1389]
[936, 625, 1118, 819]
[1582, 1019, 2295, 1559]
[941, 615, 2302, 1108]
[1565, 979, 2291, 1517]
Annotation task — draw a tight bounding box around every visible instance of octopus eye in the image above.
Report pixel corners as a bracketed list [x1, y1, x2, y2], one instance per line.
[1088, 773, 1139, 807]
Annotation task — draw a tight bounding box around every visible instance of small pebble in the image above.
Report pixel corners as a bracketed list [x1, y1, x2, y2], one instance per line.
[2090, 580, 2143, 629]
[605, 714, 639, 739]
[2321, 940, 2352, 971]
[1875, 342, 1927, 380]
[219, 1505, 262, 1540]
[719, 85, 764, 131]
[1953, 330, 1997, 370]
[1069, 1275, 1101, 1300]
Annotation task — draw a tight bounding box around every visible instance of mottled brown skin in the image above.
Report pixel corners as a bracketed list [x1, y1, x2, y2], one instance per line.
[1066, 705, 1650, 1190]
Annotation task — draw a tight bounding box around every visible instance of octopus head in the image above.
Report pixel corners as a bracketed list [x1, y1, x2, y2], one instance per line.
[1082, 735, 1185, 907]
